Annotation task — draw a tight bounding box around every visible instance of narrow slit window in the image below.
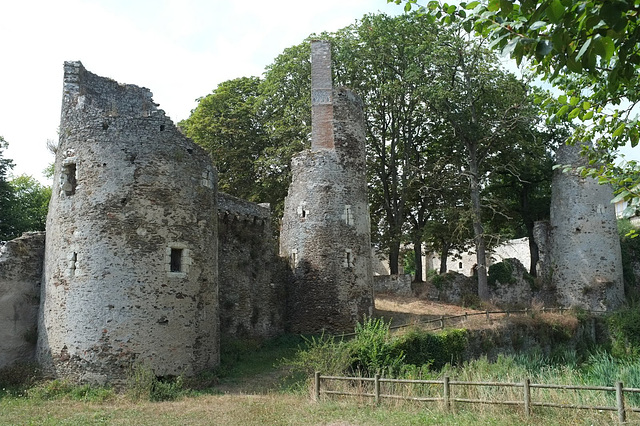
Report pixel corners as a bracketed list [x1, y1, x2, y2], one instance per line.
[344, 249, 354, 268]
[343, 205, 353, 225]
[62, 163, 77, 196]
[170, 248, 183, 272]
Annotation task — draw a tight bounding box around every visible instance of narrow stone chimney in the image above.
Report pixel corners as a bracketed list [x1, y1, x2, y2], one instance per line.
[311, 40, 335, 150]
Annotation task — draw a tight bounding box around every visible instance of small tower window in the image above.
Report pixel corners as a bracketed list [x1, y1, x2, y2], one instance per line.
[165, 244, 191, 276]
[61, 162, 77, 196]
[290, 248, 298, 268]
[67, 252, 77, 277]
[170, 248, 183, 272]
[297, 203, 308, 219]
[458, 262, 463, 269]
[343, 205, 353, 225]
[343, 249, 354, 268]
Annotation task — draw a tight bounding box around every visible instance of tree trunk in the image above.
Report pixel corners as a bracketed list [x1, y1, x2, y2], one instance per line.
[388, 240, 400, 275]
[439, 241, 450, 274]
[526, 222, 539, 277]
[469, 154, 489, 300]
[413, 239, 423, 282]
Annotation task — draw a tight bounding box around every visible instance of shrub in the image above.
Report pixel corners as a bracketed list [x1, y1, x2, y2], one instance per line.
[487, 259, 516, 287]
[619, 219, 640, 300]
[285, 333, 352, 378]
[392, 328, 467, 370]
[348, 317, 405, 376]
[126, 363, 184, 402]
[608, 307, 640, 359]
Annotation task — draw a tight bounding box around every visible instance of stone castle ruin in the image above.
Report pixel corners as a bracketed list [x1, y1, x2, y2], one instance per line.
[38, 61, 220, 382]
[544, 142, 624, 310]
[0, 40, 626, 382]
[280, 41, 374, 333]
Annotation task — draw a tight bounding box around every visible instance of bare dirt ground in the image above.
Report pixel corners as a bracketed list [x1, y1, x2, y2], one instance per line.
[374, 293, 484, 327]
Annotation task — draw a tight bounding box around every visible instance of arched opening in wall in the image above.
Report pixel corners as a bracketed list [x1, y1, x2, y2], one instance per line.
[62, 163, 77, 196]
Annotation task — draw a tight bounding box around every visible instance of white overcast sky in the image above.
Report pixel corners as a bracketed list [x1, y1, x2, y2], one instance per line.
[1, 0, 636, 184]
[0, 0, 400, 183]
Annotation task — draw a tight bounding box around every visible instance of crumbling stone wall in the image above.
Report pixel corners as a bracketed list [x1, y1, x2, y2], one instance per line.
[0, 232, 45, 369]
[280, 41, 374, 334]
[37, 62, 219, 384]
[549, 143, 624, 310]
[217, 193, 286, 338]
[373, 274, 413, 297]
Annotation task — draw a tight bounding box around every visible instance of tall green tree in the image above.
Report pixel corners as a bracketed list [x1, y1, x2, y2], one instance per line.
[330, 13, 448, 274]
[422, 32, 544, 298]
[7, 174, 51, 238]
[180, 77, 277, 206]
[394, 0, 640, 218]
[0, 137, 16, 240]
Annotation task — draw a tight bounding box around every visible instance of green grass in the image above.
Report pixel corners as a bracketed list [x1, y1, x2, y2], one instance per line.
[3, 328, 640, 425]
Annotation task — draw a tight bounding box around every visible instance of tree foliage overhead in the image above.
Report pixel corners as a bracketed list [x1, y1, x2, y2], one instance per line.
[393, 0, 640, 218]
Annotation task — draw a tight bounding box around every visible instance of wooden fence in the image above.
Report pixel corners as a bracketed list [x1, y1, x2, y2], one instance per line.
[313, 372, 640, 424]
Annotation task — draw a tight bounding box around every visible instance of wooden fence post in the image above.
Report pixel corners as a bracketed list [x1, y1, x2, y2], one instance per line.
[523, 377, 531, 418]
[374, 373, 380, 405]
[616, 381, 626, 424]
[443, 376, 450, 411]
[485, 310, 490, 320]
[440, 315, 444, 329]
[314, 371, 320, 402]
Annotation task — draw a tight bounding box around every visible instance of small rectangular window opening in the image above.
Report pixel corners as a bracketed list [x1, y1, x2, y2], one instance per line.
[62, 163, 77, 196]
[170, 248, 183, 272]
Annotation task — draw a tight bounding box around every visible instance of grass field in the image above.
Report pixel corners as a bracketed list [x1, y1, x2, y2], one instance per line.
[1, 297, 636, 425]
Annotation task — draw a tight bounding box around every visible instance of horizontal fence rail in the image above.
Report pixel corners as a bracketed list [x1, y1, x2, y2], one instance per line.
[313, 372, 640, 424]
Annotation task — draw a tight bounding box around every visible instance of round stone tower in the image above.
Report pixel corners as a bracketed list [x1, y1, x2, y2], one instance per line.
[279, 41, 374, 334]
[549, 142, 624, 311]
[37, 62, 219, 383]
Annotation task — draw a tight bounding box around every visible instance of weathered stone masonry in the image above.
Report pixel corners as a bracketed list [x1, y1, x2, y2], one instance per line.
[0, 232, 44, 369]
[280, 41, 374, 334]
[37, 62, 219, 383]
[548, 143, 624, 311]
[217, 193, 286, 339]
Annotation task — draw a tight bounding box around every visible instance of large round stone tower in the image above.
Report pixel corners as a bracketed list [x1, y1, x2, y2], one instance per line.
[279, 41, 374, 334]
[549, 142, 624, 311]
[37, 62, 219, 383]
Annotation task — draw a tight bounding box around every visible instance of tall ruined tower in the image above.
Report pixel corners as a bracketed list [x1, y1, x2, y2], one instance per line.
[37, 62, 219, 383]
[549, 142, 624, 310]
[280, 41, 374, 334]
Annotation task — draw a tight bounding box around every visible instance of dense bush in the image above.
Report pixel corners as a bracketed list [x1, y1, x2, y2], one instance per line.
[618, 219, 640, 300]
[286, 318, 467, 378]
[608, 307, 640, 359]
[348, 317, 405, 375]
[392, 328, 467, 370]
